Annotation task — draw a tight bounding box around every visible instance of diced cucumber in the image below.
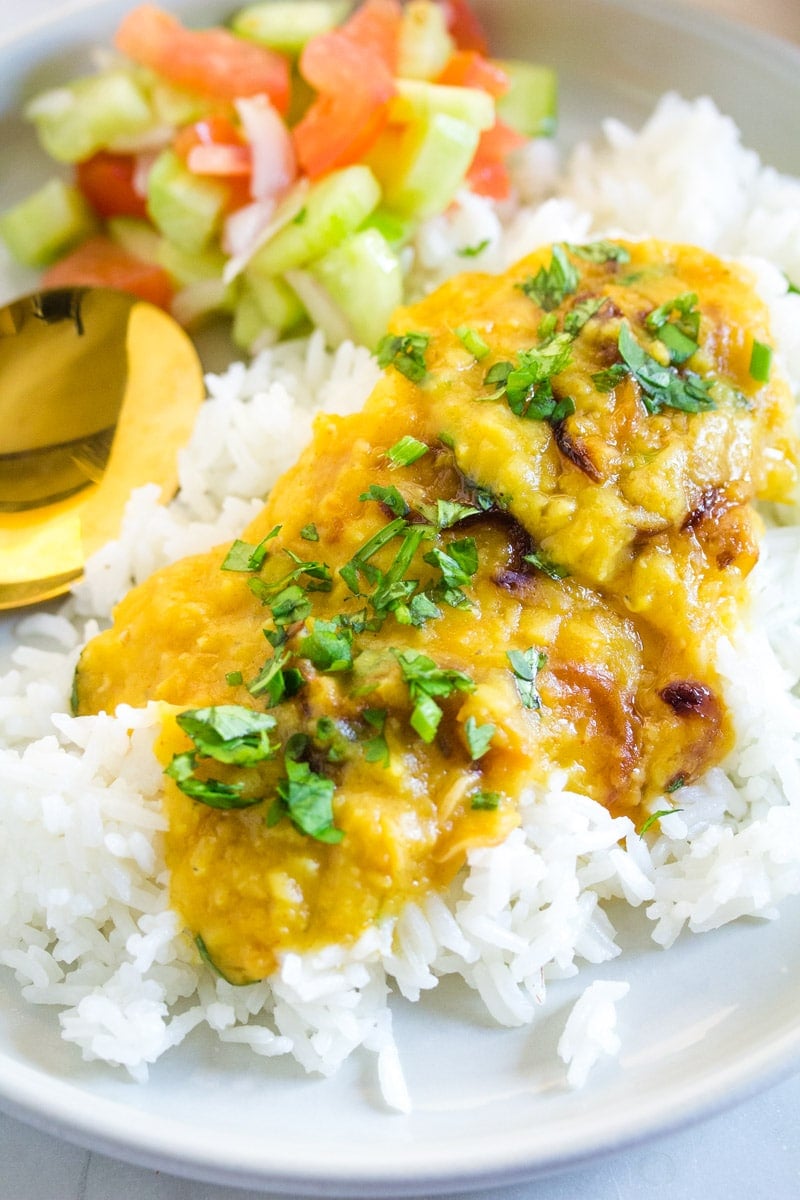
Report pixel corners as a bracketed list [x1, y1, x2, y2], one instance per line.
[495, 60, 558, 138]
[0, 178, 97, 267]
[309, 228, 403, 349]
[234, 274, 306, 348]
[243, 271, 306, 331]
[397, 0, 454, 81]
[137, 68, 213, 128]
[107, 216, 163, 265]
[247, 165, 381, 277]
[158, 239, 228, 288]
[366, 113, 481, 220]
[24, 71, 153, 164]
[390, 80, 495, 131]
[232, 1, 352, 53]
[172, 279, 234, 327]
[146, 149, 229, 254]
[360, 208, 415, 248]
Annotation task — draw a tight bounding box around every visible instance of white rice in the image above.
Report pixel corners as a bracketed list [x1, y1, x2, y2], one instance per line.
[2, 94, 800, 1105]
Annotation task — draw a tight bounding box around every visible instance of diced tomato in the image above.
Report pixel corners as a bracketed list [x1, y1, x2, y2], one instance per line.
[41, 235, 174, 310]
[293, 1, 401, 179]
[76, 152, 149, 220]
[437, 0, 489, 55]
[342, 0, 402, 73]
[467, 118, 526, 200]
[115, 4, 290, 111]
[437, 50, 509, 99]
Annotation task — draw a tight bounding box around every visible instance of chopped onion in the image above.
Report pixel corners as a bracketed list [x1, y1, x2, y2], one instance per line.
[235, 95, 297, 202]
[133, 151, 159, 198]
[222, 179, 309, 283]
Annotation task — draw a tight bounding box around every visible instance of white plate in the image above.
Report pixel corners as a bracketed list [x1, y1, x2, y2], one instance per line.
[1, 1, 800, 1195]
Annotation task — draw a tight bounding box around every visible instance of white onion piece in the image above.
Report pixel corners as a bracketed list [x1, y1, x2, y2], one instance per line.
[284, 269, 353, 348]
[133, 151, 159, 199]
[108, 125, 175, 156]
[222, 178, 310, 284]
[235, 95, 297, 202]
[222, 198, 276, 260]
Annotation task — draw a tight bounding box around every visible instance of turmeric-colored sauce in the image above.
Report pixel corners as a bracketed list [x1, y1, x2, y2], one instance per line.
[75, 240, 798, 983]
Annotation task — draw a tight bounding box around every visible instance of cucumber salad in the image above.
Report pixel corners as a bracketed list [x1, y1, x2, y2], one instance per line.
[0, 0, 556, 351]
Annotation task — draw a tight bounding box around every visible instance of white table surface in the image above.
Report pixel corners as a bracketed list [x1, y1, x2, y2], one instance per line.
[2, 1, 800, 1197]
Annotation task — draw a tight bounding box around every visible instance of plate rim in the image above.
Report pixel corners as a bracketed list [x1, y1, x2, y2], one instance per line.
[1, 0, 800, 1194]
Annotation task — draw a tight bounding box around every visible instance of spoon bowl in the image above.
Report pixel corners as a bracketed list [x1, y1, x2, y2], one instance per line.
[0, 287, 204, 609]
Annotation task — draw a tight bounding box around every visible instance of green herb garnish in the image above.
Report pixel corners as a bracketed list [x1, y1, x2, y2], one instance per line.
[563, 296, 605, 336]
[523, 550, 569, 580]
[377, 331, 431, 383]
[359, 483, 408, 516]
[225, 671, 243, 686]
[645, 292, 700, 364]
[749, 339, 773, 383]
[386, 435, 429, 468]
[300, 523, 319, 542]
[247, 648, 305, 706]
[464, 716, 495, 760]
[274, 755, 342, 843]
[484, 332, 574, 420]
[470, 790, 501, 811]
[394, 650, 475, 743]
[165, 706, 279, 809]
[566, 240, 630, 264]
[457, 238, 490, 258]
[638, 807, 683, 836]
[362, 707, 390, 767]
[617, 320, 715, 414]
[221, 526, 280, 572]
[506, 648, 546, 710]
[455, 325, 491, 360]
[519, 245, 580, 311]
[298, 618, 354, 673]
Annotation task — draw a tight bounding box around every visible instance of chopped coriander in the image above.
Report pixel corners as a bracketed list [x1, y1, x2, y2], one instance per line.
[175, 706, 278, 767]
[749, 339, 773, 383]
[592, 362, 629, 392]
[563, 296, 605, 336]
[785, 273, 800, 296]
[424, 537, 478, 592]
[538, 312, 558, 339]
[221, 526, 280, 572]
[386, 435, 429, 468]
[617, 320, 715, 414]
[438, 431, 456, 450]
[645, 292, 700, 364]
[300, 523, 319, 542]
[523, 550, 569, 580]
[314, 716, 351, 763]
[340, 516, 407, 594]
[470, 789, 501, 811]
[423, 499, 480, 530]
[457, 238, 490, 257]
[298, 618, 354, 672]
[194, 934, 246, 986]
[265, 583, 312, 627]
[376, 331, 430, 383]
[484, 333, 574, 420]
[464, 715, 496, 760]
[566, 240, 630, 264]
[275, 755, 343, 843]
[394, 649, 475, 744]
[665, 775, 686, 794]
[362, 707, 390, 767]
[519, 245, 580, 311]
[638, 807, 683, 836]
[507, 647, 546, 710]
[359, 483, 408, 516]
[408, 591, 441, 625]
[292, 206, 308, 224]
[225, 670, 243, 686]
[166, 753, 253, 808]
[248, 648, 305, 706]
[455, 324, 491, 360]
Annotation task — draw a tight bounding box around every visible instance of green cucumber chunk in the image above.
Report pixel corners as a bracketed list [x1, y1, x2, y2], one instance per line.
[231, 0, 352, 53]
[397, 0, 454, 80]
[158, 239, 228, 288]
[25, 71, 153, 163]
[391, 79, 495, 130]
[495, 60, 558, 138]
[309, 228, 403, 349]
[366, 112, 481, 220]
[234, 274, 307, 348]
[360, 208, 415, 249]
[248, 165, 381, 276]
[106, 216, 163, 265]
[146, 149, 229, 254]
[0, 178, 97, 267]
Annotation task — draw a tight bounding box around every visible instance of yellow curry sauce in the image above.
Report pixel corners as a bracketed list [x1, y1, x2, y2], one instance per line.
[75, 239, 798, 984]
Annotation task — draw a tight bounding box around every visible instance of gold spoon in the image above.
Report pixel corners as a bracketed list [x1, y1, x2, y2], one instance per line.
[0, 287, 204, 610]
